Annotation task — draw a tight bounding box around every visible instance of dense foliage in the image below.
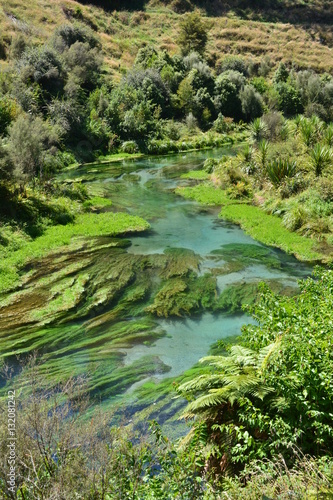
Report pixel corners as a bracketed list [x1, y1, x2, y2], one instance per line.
[0, 7, 332, 498]
[175, 267, 333, 495]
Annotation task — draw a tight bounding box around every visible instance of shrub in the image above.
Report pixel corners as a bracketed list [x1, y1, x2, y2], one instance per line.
[261, 112, 284, 140]
[52, 23, 100, 53]
[299, 117, 317, 146]
[240, 85, 263, 122]
[282, 205, 308, 230]
[273, 62, 289, 83]
[185, 112, 198, 132]
[0, 96, 17, 135]
[218, 56, 249, 76]
[63, 41, 102, 89]
[162, 120, 181, 140]
[6, 114, 59, 182]
[120, 140, 139, 154]
[324, 123, 333, 147]
[275, 82, 303, 116]
[266, 159, 297, 187]
[17, 47, 63, 95]
[227, 180, 252, 199]
[203, 158, 218, 173]
[249, 118, 267, 142]
[170, 0, 193, 13]
[315, 176, 333, 202]
[309, 144, 332, 176]
[214, 70, 246, 120]
[178, 11, 209, 56]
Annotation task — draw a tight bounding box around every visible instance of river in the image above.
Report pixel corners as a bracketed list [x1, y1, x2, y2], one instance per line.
[0, 147, 312, 433]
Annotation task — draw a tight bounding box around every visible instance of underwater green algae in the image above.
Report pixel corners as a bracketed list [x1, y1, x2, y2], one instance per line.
[210, 243, 283, 269]
[0, 148, 313, 434]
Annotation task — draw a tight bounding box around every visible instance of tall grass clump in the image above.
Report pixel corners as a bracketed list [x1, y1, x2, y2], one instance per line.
[249, 118, 267, 142]
[266, 158, 297, 186]
[309, 144, 332, 176]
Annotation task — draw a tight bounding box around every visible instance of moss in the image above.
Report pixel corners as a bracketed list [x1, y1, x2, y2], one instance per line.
[83, 196, 113, 209]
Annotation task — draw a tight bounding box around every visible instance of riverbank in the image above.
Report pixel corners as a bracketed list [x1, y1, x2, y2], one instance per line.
[176, 182, 329, 263]
[0, 188, 150, 294]
[176, 142, 333, 265]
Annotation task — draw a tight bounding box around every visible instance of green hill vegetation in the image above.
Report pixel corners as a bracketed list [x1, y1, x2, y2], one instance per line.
[0, 0, 332, 498]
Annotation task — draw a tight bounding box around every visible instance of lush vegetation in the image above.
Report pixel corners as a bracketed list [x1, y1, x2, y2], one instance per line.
[1, 268, 332, 498]
[0, 1, 332, 498]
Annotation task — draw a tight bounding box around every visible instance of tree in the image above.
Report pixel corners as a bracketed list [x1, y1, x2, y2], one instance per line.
[62, 41, 102, 90]
[178, 11, 209, 56]
[275, 82, 303, 116]
[6, 114, 58, 182]
[214, 70, 246, 120]
[240, 85, 263, 121]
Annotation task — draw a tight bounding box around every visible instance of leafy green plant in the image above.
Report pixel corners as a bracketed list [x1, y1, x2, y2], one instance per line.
[324, 123, 333, 147]
[249, 118, 267, 142]
[120, 140, 139, 154]
[299, 117, 316, 146]
[309, 143, 332, 176]
[258, 139, 269, 169]
[178, 267, 333, 475]
[266, 158, 297, 186]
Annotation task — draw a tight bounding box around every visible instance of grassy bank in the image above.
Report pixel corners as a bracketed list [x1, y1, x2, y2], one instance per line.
[176, 180, 326, 263]
[0, 210, 150, 294]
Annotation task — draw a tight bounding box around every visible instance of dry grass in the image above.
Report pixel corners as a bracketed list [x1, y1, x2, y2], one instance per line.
[0, 0, 332, 77]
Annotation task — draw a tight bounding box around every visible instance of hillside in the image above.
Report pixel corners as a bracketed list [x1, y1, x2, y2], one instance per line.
[0, 0, 332, 79]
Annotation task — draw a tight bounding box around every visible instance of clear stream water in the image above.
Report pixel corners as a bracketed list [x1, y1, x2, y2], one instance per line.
[0, 148, 312, 428]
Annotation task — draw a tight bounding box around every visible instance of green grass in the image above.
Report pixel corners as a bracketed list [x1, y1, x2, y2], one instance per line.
[85, 152, 145, 165]
[83, 196, 113, 209]
[175, 183, 324, 262]
[0, 212, 150, 293]
[220, 204, 322, 262]
[175, 183, 237, 205]
[180, 170, 210, 180]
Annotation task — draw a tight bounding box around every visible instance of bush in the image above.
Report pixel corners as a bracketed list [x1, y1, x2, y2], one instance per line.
[6, 114, 59, 182]
[282, 205, 308, 230]
[218, 56, 249, 76]
[63, 41, 102, 89]
[249, 118, 267, 142]
[162, 120, 181, 140]
[52, 23, 100, 53]
[309, 144, 332, 176]
[275, 82, 303, 116]
[120, 140, 139, 154]
[240, 85, 263, 122]
[170, 0, 193, 13]
[261, 112, 284, 140]
[203, 158, 218, 173]
[178, 11, 209, 56]
[17, 47, 63, 96]
[214, 70, 246, 120]
[266, 159, 297, 187]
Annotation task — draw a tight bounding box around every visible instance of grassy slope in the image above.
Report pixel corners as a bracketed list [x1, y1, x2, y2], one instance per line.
[0, 0, 332, 78]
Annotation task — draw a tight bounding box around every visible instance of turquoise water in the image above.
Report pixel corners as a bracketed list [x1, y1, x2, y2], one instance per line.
[0, 148, 312, 426]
